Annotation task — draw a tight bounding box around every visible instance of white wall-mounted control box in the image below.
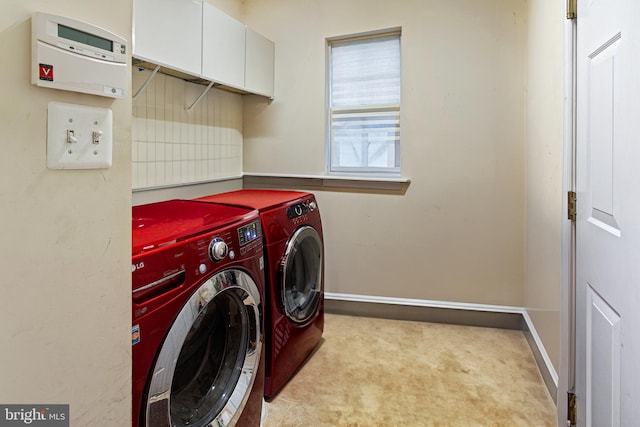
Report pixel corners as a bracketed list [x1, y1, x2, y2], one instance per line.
[47, 102, 113, 169]
[32, 12, 127, 98]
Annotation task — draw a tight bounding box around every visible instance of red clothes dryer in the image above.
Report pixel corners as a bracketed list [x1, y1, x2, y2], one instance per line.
[196, 190, 324, 399]
[131, 200, 265, 427]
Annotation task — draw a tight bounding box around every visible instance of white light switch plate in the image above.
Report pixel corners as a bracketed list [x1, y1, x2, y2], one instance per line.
[47, 102, 113, 169]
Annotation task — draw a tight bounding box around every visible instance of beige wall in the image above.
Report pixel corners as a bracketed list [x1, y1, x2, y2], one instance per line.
[206, 0, 245, 20]
[525, 0, 565, 374]
[241, 0, 527, 306]
[0, 2, 132, 425]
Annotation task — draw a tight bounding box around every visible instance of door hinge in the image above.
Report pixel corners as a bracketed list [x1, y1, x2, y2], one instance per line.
[567, 0, 577, 19]
[567, 391, 577, 426]
[568, 191, 577, 221]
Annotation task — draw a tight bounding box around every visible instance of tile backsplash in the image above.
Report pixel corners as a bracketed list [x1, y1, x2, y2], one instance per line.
[132, 68, 243, 190]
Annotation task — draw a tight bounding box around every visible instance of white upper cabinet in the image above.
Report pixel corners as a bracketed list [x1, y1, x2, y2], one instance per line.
[245, 27, 275, 98]
[133, 0, 203, 76]
[202, 3, 246, 89]
[133, 0, 274, 98]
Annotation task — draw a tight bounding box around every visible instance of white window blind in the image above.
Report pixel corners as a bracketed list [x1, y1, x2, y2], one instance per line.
[328, 31, 401, 175]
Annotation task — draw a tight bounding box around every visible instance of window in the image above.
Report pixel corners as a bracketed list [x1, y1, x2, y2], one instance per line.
[327, 30, 401, 176]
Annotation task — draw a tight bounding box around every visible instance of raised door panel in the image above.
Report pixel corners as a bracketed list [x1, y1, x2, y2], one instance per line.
[245, 27, 275, 98]
[202, 3, 245, 89]
[576, 0, 640, 424]
[133, 0, 202, 76]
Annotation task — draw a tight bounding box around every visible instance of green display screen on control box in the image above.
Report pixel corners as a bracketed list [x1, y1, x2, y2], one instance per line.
[58, 23, 113, 52]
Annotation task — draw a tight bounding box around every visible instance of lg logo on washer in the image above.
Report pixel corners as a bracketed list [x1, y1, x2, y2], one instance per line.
[131, 261, 145, 272]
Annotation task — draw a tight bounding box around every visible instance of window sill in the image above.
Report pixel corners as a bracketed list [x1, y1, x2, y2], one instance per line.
[242, 172, 411, 192]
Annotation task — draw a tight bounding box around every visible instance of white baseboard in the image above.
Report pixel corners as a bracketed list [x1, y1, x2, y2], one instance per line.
[324, 292, 558, 400]
[521, 310, 559, 399]
[325, 292, 524, 313]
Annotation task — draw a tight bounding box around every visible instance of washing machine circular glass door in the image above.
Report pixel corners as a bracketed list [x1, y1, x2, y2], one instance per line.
[281, 225, 323, 324]
[145, 269, 261, 427]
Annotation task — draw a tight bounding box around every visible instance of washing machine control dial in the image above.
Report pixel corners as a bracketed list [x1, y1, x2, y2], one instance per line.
[308, 201, 317, 211]
[208, 238, 229, 262]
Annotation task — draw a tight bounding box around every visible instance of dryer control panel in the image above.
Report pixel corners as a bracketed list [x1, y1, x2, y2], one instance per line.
[286, 199, 317, 219]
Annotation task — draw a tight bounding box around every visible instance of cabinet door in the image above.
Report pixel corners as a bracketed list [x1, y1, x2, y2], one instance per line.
[202, 3, 245, 89]
[133, 0, 202, 76]
[245, 27, 275, 98]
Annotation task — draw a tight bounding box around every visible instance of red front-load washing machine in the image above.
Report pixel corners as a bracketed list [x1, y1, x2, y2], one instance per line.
[196, 190, 324, 399]
[131, 200, 265, 426]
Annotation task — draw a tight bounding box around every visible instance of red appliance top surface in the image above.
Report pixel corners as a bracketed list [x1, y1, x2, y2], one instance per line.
[196, 189, 310, 210]
[132, 200, 254, 254]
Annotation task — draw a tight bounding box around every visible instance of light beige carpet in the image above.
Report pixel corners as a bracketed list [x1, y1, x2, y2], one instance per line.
[263, 314, 557, 427]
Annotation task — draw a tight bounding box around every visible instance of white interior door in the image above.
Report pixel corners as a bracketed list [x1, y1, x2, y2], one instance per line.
[575, 0, 640, 425]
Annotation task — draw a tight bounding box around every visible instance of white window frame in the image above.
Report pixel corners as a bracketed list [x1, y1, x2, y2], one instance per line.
[326, 28, 402, 177]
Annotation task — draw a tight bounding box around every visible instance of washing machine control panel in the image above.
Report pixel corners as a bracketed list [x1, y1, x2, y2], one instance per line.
[208, 237, 229, 262]
[190, 216, 262, 276]
[238, 221, 262, 246]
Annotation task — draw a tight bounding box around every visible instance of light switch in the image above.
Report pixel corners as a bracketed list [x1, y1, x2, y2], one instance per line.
[47, 102, 113, 169]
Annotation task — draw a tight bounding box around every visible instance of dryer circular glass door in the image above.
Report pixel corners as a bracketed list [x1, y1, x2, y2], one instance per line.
[145, 269, 262, 427]
[280, 225, 323, 324]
